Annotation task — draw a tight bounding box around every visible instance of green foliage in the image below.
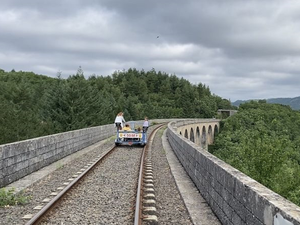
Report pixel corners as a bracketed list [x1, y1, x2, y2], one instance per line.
[211, 101, 300, 206]
[0, 67, 235, 145]
[0, 188, 30, 207]
[0, 70, 56, 143]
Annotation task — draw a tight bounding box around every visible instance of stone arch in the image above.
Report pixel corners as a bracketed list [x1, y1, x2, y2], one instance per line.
[175, 121, 220, 148]
[207, 125, 213, 145]
[184, 129, 188, 139]
[201, 126, 207, 149]
[190, 128, 195, 143]
[214, 124, 219, 136]
[196, 126, 200, 145]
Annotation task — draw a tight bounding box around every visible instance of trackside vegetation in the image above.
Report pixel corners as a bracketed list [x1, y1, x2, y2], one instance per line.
[0, 188, 30, 207]
[0, 67, 233, 145]
[210, 100, 300, 206]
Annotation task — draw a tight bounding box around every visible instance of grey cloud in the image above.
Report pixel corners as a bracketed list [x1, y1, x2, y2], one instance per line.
[1, 0, 300, 101]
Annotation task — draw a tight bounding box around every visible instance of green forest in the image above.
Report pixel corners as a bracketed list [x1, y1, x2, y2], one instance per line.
[0, 67, 233, 145]
[210, 100, 300, 206]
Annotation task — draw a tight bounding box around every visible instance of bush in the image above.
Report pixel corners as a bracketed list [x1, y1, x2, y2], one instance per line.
[0, 188, 30, 207]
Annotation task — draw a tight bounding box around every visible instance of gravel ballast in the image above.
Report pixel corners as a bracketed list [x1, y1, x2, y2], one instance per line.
[40, 146, 142, 224]
[150, 128, 193, 225]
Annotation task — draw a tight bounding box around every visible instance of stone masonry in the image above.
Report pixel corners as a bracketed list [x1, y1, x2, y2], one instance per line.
[167, 120, 300, 225]
[0, 124, 115, 188]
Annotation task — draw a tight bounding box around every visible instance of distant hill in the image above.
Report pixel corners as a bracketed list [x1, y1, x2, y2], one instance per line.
[232, 96, 300, 110]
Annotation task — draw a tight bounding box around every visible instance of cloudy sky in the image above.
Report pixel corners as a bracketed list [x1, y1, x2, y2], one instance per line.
[1, 0, 300, 101]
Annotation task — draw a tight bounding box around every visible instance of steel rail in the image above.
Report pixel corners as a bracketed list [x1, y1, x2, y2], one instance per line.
[134, 124, 166, 225]
[25, 145, 116, 225]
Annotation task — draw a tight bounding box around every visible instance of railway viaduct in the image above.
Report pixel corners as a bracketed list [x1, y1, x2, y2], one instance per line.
[1, 119, 300, 225]
[175, 119, 219, 149]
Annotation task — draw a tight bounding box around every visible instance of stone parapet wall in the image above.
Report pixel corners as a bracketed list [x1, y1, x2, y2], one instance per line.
[0, 124, 115, 188]
[167, 120, 300, 225]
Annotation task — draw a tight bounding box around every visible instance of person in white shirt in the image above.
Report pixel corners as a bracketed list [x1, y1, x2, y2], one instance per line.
[142, 117, 149, 132]
[114, 112, 126, 130]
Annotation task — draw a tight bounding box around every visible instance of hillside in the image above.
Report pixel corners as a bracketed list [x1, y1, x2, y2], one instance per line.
[0, 68, 234, 145]
[232, 96, 300, 110]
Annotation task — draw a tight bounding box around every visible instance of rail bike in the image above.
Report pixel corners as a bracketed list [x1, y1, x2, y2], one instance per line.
[115, 122, 147, 146]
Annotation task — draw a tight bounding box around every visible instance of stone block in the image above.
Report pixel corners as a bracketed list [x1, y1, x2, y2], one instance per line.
[223, 170, 235, 194]
[223, 200, 234, 222]
[233, 177, 246, 203]
[2, 145, 12, 158]
[210, 188, 223, 209]
[245, 211, 263, 225]
[231, 213, 243, 225]
[214, 179, 223, 195]
[243, 184, 265, 221]
[228, 196, 247, 222]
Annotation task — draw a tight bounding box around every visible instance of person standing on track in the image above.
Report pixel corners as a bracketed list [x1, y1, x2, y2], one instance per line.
[142, 116, 149, 132]
[114, 112, 126, 130]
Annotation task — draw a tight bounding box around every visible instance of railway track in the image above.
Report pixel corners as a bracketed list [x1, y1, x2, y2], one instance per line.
[23, 125, 163, 225]
[0, 122, 203, 224]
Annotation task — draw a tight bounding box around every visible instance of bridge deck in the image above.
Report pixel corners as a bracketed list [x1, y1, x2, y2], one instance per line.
[6, 133, 221, 224]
